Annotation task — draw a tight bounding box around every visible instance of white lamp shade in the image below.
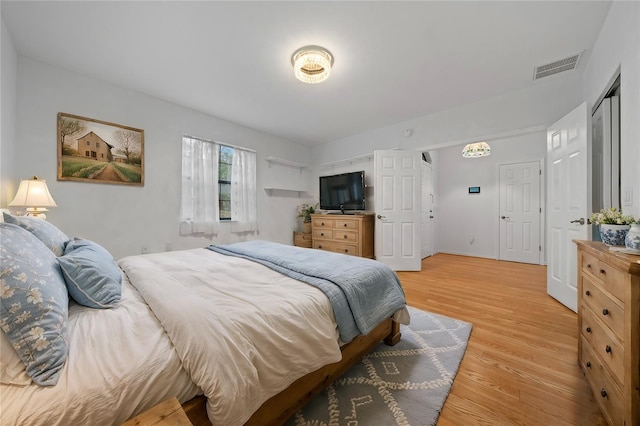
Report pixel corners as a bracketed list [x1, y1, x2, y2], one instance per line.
[9, 177, 57, 208]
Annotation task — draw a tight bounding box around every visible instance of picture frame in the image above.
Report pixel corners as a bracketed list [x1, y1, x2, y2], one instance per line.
[57, 112, 144, 186]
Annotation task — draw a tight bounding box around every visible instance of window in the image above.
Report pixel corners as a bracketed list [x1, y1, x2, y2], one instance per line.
[86, 141, 90, 146]
[85, 151, 89, 157]
[96, 142, 100, 148]
[180, 135, 257, 235]
[218, 145, 233, 221]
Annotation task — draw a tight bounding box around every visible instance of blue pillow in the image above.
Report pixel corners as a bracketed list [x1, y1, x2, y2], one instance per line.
[58, 238, 122, 309]
[2, 213, 68, 256]
[0, 223, 69, 386]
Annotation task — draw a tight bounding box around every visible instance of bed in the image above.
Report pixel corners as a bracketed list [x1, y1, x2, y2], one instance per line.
[0, 214, 408, 425]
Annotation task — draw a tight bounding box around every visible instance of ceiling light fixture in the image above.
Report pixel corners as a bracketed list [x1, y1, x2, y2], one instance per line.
[291, 45, 333, 84]
[462, 142, 491, 158]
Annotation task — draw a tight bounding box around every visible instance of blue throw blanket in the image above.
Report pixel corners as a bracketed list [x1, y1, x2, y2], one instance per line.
[208, 240, 407, 343]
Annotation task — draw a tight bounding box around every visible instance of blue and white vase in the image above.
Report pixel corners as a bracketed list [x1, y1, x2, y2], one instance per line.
[625, 223, 640, 251]
[599, 224, 630, 246]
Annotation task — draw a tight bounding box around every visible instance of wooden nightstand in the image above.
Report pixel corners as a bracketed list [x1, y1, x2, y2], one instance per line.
[293, 231, 312, 248]
[123, 397, 193, 426]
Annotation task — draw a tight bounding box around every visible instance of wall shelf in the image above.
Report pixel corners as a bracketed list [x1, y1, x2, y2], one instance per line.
[319, 153, 373, 169]
[264, 187, 310, 197]
[265, 156, 307, 171]
[319, 148, 402, 169]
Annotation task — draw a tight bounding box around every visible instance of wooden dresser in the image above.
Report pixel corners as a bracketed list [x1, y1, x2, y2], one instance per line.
[575, 240, 639, 425]
[311, 213, 374, 258]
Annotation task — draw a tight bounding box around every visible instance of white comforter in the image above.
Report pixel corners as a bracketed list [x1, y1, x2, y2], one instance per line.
[0, 276, 200, 425]
[118, 248, 342, 426]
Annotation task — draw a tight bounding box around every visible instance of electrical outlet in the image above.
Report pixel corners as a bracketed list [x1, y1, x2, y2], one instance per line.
[469, 236, 475, 245]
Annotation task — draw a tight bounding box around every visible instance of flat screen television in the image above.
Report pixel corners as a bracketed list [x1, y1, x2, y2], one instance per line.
[319, 171, 366, 212]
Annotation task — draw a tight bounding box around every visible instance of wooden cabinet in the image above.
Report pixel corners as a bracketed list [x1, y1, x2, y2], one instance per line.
[293, 231, 312, 248]
[575, 240, 639, 426]
[311, 214, 374, 258]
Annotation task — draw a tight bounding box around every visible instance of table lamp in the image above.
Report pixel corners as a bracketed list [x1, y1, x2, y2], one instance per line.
[8, 176, 58, 220]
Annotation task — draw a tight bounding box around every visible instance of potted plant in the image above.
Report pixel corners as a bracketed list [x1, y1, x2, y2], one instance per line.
[297, 203, 318, 234]
[590, 207, 636, 246]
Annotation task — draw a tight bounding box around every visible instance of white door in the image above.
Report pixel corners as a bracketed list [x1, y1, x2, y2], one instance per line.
[374, 150, 421, 271]
[421, 162, 434, 258]
[547, 102, 590, 312]
[499, 161, 541, 264]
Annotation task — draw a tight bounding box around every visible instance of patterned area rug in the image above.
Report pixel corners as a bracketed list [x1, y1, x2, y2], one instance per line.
[286, 306, 472, 426]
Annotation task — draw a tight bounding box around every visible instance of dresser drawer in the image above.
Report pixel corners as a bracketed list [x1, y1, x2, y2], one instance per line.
[580, 337, 624, 426]
[581, 305, 625, 385]
[335, 219, 358, 230]
[333, 230, 358, 243]
[330, 242, 359, 256]
[313, 229, 334, 240]
[582, 251, 625, 302]
[582, 275, 625, 340]
[313, 218, 335, 229]
[313, 241, 358, 256]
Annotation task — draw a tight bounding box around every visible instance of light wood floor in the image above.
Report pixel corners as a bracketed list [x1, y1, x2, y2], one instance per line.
[396, 253, 607, 426]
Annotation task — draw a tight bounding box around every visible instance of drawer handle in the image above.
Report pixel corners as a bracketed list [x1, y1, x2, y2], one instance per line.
[321, 222, 325, 226]
[586, 263, 592, 269]
[586, 327, 591, 333]
[605, 345, 612, 354]
[585, 290, 591, 296]
[344, 235, 348, 239]
[599, 269, 606, 275]
[602, 308, 609, 316]
[600, 389, 607, 398]
[344, 249, 348, 253]
[318, 245, 322, 249]
[320, 233, 324, 236]
[344, 223, 347, 227]
[586, 361, 591, 368]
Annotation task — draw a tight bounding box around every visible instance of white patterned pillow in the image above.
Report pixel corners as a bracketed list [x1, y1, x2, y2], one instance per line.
[2, 212, 69, 256]
[0, 223, 69, 386]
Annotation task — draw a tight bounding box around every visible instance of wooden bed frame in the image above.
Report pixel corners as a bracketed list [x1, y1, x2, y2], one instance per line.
[182, 318, 401, 426]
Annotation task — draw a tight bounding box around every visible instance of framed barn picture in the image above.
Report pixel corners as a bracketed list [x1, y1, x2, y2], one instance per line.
[57, 113, 144, 186]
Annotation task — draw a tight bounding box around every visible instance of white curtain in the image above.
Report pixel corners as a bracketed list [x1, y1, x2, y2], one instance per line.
[180, 136, 220, 235]
[230, 148, 257, 233]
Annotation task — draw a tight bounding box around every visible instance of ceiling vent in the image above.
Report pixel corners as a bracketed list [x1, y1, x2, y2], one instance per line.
[533, 52, 582, 80]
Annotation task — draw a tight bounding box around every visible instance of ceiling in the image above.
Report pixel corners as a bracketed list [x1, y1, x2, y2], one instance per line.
[1, 1, 611, 146]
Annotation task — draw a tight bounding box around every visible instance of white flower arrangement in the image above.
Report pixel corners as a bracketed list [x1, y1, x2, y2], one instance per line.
[590, 207, 636, 225]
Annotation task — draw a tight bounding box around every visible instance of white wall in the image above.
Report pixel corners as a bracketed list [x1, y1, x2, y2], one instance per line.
[11, 56, 314, 259]
[583, 1, 640, 217]
[436, 132, 546, 260]
[311, 74, 583, 165]
[1, 15, 17, 207]
[312, 74, 583, 258]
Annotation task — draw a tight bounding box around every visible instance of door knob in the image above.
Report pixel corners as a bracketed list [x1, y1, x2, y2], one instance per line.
[429, 216, 434, 219]
[501, 216, 510, 219]
[377, 215, 386, 220]
[570, 218, 585, 225]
